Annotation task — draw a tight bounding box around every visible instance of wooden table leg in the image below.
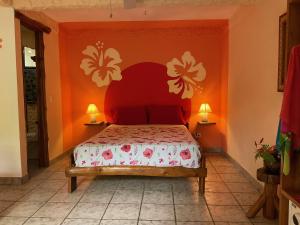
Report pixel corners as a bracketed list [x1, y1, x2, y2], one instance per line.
[253, 168, 280, 220]
[247, 193, 266, 218]
[263, 183, 278, 219]
[274, 195, 279, 211]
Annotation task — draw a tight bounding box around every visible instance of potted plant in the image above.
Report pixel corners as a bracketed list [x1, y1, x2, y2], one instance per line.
[255, 138, 281, 175]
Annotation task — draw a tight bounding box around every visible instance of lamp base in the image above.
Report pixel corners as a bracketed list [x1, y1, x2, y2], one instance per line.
[200, 113, 208, 122]
[90, 115, 97, 123]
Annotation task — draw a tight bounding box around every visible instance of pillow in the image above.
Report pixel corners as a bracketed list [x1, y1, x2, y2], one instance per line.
[148, 105, 186, 125]
[112, 107, 147, 125]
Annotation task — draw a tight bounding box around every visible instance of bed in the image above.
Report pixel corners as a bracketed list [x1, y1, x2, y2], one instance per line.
[65, 123, 207, 194]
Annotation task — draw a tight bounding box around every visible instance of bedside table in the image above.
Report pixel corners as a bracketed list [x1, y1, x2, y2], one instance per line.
[84, 121, 105, 126]
[193, 121, 216, 139]
[198, 121, 216, 126]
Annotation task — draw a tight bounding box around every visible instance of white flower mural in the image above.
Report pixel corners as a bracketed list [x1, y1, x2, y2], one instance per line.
[166, 51, 206, 99]
[80, 41, 122, 87]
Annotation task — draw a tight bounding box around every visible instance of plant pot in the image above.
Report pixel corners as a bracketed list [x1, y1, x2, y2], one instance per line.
[263, 160, 281, 175]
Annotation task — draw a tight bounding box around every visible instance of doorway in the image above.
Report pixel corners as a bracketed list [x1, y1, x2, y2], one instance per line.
[20, 23, 49, 175]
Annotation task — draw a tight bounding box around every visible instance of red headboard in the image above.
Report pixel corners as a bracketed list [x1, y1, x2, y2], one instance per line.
[104, 62, 191, 122]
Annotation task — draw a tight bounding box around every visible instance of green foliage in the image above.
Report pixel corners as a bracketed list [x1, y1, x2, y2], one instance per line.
[255, 151, 276, 164]
[254, 139, 279, 165]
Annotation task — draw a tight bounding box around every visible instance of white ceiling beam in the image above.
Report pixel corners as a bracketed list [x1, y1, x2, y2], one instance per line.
[124, 0, 136, 9]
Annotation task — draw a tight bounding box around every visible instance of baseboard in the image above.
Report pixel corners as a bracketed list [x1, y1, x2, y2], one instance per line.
[223, 152, 264, 192]
[49, 148, 74, 165]
[0, 150, 73, 185]
[0, 175, 29, 185]
[203, 147, 223, 153]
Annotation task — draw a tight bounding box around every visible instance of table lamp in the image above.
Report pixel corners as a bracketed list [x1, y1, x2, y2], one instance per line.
[86, 104, 99, 123]
[199, 103, 212, 122]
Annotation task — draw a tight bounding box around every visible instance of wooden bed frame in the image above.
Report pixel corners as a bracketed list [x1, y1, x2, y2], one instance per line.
[65, 152, 207, 194]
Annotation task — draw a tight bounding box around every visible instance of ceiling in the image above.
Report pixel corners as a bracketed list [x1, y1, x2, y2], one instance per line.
[43, 6, 241, 22]
[6, 0, 257, 10]
[0, 0, 258, 22]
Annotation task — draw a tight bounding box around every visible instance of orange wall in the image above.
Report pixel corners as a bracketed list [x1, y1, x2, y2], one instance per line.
[59, 20, 228, 150]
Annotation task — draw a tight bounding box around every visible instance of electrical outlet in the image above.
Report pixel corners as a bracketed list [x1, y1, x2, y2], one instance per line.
[195, 132, 201, 138]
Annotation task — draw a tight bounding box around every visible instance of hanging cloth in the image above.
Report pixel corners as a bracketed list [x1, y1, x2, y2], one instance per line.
[280, 45, 300, 175]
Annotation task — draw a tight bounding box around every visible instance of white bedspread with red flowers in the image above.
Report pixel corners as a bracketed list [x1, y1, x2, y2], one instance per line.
[74, 125, 201, 168]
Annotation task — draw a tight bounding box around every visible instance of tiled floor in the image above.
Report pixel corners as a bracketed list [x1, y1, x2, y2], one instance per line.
[0, 154, 278, 225]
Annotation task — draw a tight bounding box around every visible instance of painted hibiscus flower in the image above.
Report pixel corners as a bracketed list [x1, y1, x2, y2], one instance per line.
[143, 148, 154, 159]
[166, 51, 206, 99]
[180, 149, 191, 160]
[102, 149, 113, 160]
[121, 144, 131, 152]
[80, 41, 122, 87]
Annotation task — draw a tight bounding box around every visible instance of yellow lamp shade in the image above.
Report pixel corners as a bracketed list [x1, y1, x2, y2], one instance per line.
[199, 103, 212, 122]
[86, 104, 99, 115]
[86, 104, 99, 123]
[199, 103, 212, 113]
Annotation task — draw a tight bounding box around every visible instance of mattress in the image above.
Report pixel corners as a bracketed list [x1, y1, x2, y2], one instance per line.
[74, 124, 201, 168]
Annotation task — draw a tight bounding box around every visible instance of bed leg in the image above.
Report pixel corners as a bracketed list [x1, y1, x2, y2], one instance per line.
[67, 153, 77, 193]
[68, 176, 77, 193]
[199, 176, 205, 195]
[198, 154, 207, 195]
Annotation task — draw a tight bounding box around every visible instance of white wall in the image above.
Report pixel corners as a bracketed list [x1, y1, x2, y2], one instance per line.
[44, 21, 64, 160]
[0, 7, 26, 177]
[228, 0, 286, 178]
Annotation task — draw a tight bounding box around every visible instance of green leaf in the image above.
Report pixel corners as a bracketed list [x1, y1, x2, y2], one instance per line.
[261, 152, 276, 164]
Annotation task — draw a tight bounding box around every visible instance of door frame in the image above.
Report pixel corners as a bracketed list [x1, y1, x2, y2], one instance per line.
[16, 11, 51, 167]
